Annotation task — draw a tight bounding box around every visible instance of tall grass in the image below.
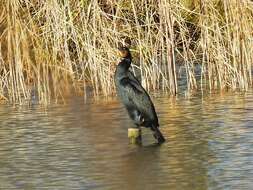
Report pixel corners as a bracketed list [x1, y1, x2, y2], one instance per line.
[0, 0, 252, 104]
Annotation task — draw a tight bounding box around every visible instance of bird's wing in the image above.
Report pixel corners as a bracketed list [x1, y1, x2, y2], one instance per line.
[127, 71, 141, 86]
[120, 77, 143, 94]
[120, 77, 157, 121]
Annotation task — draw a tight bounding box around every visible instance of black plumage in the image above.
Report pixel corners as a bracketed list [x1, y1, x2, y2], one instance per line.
[114, 47, 165, 144]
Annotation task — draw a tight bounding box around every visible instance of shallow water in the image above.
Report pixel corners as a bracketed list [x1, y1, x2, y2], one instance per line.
[0, 91, 253, 190]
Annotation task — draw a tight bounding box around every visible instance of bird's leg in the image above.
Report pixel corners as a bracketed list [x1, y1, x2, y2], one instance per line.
[128, 110, 143, 144]
[131, 110, 144, 126]
[138, 114, 145, 125]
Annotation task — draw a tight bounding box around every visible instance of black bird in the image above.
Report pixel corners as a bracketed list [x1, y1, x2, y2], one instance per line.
[114, 47, 165, 144]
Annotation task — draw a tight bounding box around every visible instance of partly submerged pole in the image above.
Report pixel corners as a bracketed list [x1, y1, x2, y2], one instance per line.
[128, 128, 142, 144]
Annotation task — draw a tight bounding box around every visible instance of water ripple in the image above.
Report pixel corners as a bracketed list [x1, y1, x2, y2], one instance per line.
[0, 92, 253, 190]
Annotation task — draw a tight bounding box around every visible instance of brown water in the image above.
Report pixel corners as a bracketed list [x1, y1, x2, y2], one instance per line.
[0, 91, 253, 190]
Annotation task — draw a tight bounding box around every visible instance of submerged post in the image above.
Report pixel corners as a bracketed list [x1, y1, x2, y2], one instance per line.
[128, 128, 142, 144]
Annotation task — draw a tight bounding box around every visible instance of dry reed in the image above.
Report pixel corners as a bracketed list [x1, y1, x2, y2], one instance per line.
[0, 0, 252, 104]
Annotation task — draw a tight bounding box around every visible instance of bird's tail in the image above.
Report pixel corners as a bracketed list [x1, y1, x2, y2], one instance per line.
[151, 125, 165, 144]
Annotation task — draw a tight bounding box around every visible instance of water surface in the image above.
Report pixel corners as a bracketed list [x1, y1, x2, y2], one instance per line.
[0, 91, 253, 190]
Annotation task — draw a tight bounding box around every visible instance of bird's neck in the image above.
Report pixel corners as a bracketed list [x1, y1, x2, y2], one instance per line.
[115, 58, 131, 78]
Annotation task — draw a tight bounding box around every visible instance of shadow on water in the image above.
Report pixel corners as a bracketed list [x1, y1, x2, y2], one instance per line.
[0, 90, 253, 189]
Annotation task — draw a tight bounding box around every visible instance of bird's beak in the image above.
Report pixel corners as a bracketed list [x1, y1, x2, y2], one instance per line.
[118, 49, 128, 59]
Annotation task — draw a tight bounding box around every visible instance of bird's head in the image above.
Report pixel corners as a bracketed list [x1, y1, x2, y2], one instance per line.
[118, 46, 132, 61]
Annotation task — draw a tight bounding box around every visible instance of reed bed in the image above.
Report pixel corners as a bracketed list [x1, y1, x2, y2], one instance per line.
[0, 0, 252, 104]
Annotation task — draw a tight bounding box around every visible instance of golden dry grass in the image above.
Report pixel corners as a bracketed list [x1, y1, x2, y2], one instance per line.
[0, 0, 252, 104]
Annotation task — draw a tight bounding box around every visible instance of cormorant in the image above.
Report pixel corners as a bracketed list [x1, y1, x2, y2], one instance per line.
[114, 47, 165, 144]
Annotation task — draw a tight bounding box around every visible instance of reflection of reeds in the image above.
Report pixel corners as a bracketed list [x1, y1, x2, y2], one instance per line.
[0, 0, 252, 103]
